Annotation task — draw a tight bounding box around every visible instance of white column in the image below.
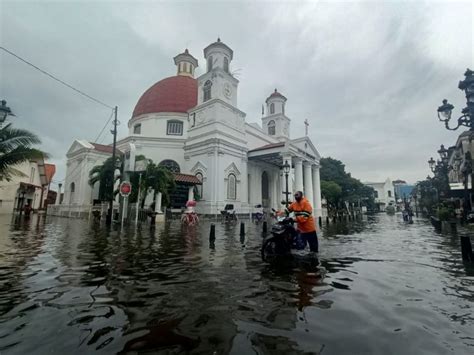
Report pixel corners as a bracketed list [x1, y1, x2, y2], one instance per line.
[240, 158, 248, 208]
[188, 186, 194, 201]
[155, 192, 163, 213]
[303, 161, 314, 206]
[312, 165, 322, 217]
[55, 184, 62, 205]
[272, 172, 279, 209]
[294, 158, 303, 192]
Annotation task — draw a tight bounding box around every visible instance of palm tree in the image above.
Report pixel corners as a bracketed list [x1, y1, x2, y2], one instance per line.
[141, 161, 175, 208]
[89, 156, 122, 201]
[0, 123, 47, 181]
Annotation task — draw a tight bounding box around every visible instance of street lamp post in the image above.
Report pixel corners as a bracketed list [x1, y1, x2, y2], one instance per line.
[106, 106, 119, 226]
[437, 68, 474, 131]
[282, 160, 291, 207]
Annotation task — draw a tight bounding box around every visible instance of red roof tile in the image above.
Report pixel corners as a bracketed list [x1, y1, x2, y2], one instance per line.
[90, 143, 122, 155]
[265, 88, 287, 103]
[44, 164, 56, 184]
[132, 75, 197, 118]
[174, 173, 202, 185]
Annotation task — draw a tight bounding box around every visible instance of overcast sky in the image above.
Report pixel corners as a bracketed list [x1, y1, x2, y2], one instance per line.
[1, 0, 473, 189]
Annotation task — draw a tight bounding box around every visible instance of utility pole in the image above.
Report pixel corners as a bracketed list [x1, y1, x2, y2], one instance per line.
[106, 106, 118, 226]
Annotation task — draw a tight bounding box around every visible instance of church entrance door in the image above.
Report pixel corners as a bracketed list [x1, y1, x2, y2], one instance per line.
[262, 171, 270, 208]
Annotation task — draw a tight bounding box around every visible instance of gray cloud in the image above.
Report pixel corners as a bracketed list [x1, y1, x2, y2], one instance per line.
[1, 0, 472, 189]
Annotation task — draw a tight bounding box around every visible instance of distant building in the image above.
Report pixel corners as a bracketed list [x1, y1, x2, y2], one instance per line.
[0, 158, 55, 214]
[393, 180, 415, 200]
[363, 178, 395, 212]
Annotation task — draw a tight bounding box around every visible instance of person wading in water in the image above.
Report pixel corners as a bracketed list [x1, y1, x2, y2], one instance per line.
[285, 190, 319, 253]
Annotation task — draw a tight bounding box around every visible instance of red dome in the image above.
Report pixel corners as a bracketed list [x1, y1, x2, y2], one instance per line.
[132, 76, 197, 118]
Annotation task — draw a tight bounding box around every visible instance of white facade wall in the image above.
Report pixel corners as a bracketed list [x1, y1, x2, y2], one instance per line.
[365, 178, 395, 211]
[127, 112, 188, 138]
[0, 161, 44, 214]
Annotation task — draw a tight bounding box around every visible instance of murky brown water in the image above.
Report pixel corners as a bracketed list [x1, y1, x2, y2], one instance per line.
[0, 213, 473, 354]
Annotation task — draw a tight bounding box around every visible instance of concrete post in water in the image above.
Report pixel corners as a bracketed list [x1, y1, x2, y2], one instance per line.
[460, 236, 474, 263]
[326, 216, 330, 224]
[318, 216, 322, 226]
[210, 223, 216, 240]
[209, 223, 216, 249]
[240, 222, 245, 236]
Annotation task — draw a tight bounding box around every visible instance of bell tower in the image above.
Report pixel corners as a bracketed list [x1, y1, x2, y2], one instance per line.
[196, 38, 238, 106]
[262, 89, 291, 141]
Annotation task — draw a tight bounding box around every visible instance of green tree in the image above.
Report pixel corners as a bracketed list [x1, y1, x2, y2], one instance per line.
[88, 156, 122, 201]
[0, 123, 47, 181]
[321, 180, 342, 215]
[141, 161, 175, 208]
[320, 157, 375, 211]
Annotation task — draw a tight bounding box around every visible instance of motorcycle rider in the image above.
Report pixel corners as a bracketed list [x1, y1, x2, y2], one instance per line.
[285, 191, 318, 253]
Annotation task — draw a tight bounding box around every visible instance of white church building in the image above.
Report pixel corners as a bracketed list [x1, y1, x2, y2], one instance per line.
[54, 39, 322, 217]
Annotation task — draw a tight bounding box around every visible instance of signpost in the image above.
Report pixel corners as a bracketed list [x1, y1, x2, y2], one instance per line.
[120, 181, 132, 227]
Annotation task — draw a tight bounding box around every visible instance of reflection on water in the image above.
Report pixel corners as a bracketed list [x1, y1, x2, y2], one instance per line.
[0, 213, 473, 354]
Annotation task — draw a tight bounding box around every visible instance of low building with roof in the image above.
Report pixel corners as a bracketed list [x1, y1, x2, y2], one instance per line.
[0, 157, 55, 214]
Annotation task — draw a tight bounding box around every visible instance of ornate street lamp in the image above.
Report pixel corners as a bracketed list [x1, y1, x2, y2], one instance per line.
[428, 157, 436, 172]
[437, 144, 449, 161]
[0, 100, 15, 127]
[282, 160, 291, 206]
[437, 68, 474, 131]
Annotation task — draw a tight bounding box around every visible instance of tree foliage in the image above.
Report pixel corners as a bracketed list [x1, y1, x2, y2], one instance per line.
[139, 161, 175, 208]
[89, 155, 176, 208]
[88, 156, 122, 201]
[320, 157, 375, 212]
[0, 123, 48, 181]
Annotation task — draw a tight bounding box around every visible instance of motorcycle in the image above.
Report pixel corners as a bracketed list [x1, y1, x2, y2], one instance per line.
[261, 213, 307, 262]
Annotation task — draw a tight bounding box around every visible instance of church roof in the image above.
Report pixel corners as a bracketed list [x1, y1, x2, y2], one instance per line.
[174, 173, 202, 185]
[173, 49, 198, 67]
[90, 142, 122, 155]
[203, 38, 234, 60]
[248, 142, 285, 152]
[132, 75, 197, 118]
[265, 89, 287, 103]
[44, 164, 56, 184]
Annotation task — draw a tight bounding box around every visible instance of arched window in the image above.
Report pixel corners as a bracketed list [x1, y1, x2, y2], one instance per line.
[268, 120, 276, 136]
[223, 57, 229, 73]
[69, 182, 75, 204]
[195, 172, 203, 200]
[203, 80, 212, 102]
[207, 56, 213, 72]
[167, 120, 183, 135]
[270, 103, 275, 114]
[133, 123, 141, 134]
[159, 159, 180, 173]
[227, 173, 237, 200]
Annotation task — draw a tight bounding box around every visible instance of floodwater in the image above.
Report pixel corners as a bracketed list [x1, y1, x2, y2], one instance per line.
[0, 213, 473, 354]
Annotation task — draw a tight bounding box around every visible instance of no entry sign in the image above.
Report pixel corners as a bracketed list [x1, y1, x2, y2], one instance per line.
[120, 181, 132, 196]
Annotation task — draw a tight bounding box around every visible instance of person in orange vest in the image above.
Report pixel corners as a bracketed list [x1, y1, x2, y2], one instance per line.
[285, 190, 318, 252]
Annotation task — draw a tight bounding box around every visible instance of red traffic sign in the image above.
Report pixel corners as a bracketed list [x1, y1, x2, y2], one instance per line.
[120, 181, 132, 196]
